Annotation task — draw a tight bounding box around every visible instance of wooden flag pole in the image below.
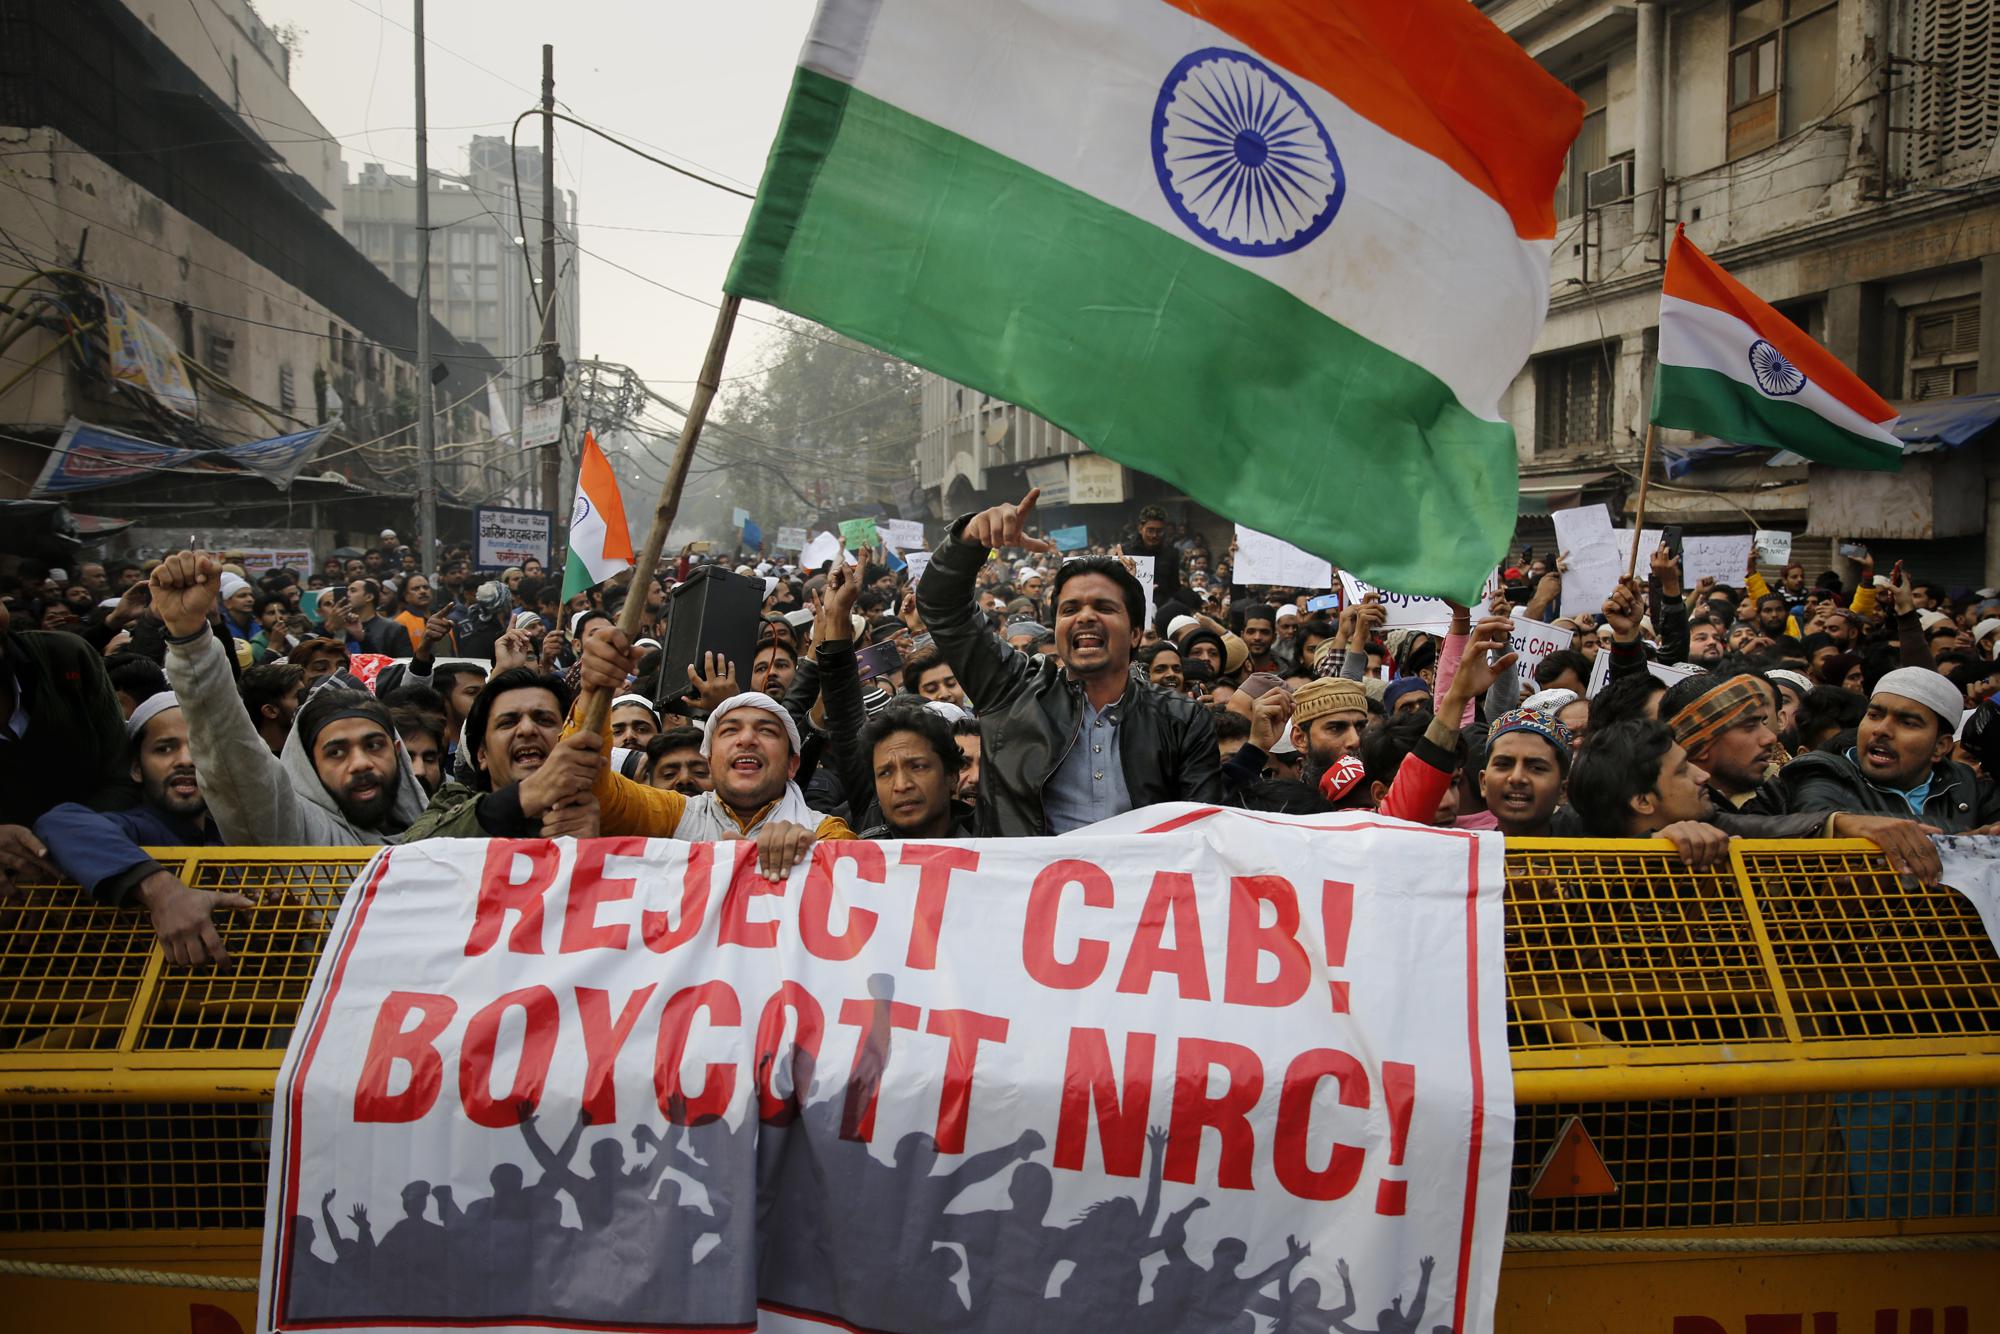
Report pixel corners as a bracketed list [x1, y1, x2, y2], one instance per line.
[1625, 422, 1658, 579]
[577, 294, 743, 735]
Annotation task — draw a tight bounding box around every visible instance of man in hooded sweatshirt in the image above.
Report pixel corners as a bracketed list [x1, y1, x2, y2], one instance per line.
[154, 552, 427, 845]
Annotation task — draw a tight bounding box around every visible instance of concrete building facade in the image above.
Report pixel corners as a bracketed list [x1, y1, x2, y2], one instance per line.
[0, 0, 502, 538]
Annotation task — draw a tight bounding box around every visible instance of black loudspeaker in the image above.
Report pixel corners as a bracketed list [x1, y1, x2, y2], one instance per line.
[657, 566, 766, 708]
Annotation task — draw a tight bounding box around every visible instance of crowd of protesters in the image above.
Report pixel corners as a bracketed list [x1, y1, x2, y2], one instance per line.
[3, 493, 1999, 965]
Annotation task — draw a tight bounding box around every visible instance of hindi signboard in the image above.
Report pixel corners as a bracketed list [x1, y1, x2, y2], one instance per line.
[259, 810, 1512, 1334]
[522, 397, 563, 449]
[474, 506, 554, 571]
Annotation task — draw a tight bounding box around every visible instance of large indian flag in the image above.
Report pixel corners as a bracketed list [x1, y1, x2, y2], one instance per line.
[727, 0, 1582, 599]
[560, 430, 635, 604]
[1652, 226, 1901, 470]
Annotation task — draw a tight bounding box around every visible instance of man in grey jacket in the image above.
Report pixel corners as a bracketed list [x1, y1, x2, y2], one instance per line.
[154, 552, 426, 846]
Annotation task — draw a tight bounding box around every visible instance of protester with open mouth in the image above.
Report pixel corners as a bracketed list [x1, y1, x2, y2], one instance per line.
[402, 669, 603, 840]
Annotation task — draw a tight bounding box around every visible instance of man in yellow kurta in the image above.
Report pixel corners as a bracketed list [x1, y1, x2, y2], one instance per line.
[578, 621, 852, 876]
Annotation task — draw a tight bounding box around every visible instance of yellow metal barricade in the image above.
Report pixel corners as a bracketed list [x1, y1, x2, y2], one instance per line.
[1, 840, 1995, 1333]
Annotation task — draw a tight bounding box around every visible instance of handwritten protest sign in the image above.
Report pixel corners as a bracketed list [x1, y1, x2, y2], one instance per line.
[1683, 535, 1754, 588]
[902, 550, 932, 584]
[880, 518, 925, 552]
[260, 811, 1512, 1334]
[1337, 570, 1489, 629]
[1550, 505, 1619, 619]
[838, 518, 880, 550]
[1235, 525, 1334, 589]
[776, 526, 809, 553]
[1755, 530, 1793, 565]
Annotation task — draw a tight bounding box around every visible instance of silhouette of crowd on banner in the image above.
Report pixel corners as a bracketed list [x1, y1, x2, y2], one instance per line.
[283, 980, 1443, 1331]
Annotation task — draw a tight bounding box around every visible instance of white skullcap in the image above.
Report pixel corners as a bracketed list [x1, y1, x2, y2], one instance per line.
[1918, 610, 1950, 631]
[1973, 618, 2000, 643]
[125, 691, 181, 739]
[1767, 669, 1814, 697]
[1167, 615, 1199, 640]
[1872, 667, 1965, 730]
[218, 572, 251, 602]
[634, 637, 662, 652]
[1522, 687, 1580, 715]
[701, 691, 802, 759]
[763, 577, 779, 598]
[922, 700, 970, 724]
[610, 693, 658, 718]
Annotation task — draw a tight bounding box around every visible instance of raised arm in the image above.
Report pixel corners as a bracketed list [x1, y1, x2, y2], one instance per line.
[917, 490, 1050, 715]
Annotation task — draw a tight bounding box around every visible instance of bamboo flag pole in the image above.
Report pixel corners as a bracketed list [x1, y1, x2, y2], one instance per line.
[577, 294, 742, 735]
[1625, 422, 1658, 579]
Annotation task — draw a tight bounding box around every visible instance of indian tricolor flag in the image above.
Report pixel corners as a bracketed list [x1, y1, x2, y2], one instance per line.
[728, 0, 1582, 599]
[1653, 226, 1901, 470]
[560, 431, 635, 604]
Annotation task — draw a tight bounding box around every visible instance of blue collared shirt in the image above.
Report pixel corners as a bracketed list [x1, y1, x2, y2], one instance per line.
[1044, 691, 1133, 833]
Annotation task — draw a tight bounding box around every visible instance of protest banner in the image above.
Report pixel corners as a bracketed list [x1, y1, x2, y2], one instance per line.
[1504, 617, 1574, 694]
[473, 506, 554, 571]
[258, 809, 1511, 1334]
[1234, 525, 1334, 589]
[839, 517, 881, 550]
[1049, 524, 1090, 552]
[776, 526, 809, 553]
[1755, 529, 1793, 565]
[1585, 644, 1706, 698]
[1336, 570, 1489, 630]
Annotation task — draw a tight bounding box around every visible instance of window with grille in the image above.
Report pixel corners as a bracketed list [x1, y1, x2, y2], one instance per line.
[1727, 0, 1839, 159]
[1535, 345, 1616, 455]
[278, 363, 296, 411]
[1556, 72, 1608, 219]
[1906, 0, 2000, 182]
[1904, 302, 1980, 400]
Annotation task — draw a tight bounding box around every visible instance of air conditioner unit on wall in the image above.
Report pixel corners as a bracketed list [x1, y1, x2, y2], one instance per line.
[1586, 160, 1633, 208]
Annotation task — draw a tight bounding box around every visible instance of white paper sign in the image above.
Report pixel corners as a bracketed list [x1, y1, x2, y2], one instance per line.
[1683, 535, 1754, 588]
[1337, 572, 1458, 629]
[257, 814, 1514, 1334]
[880, 518, 925, 552]
[902, 550, 932, 584]
[775, 526, 809, 552]
[1505, 616, 1574, 694]
[1585, 644, 1708, 698]
[1551, 505, 1620, 620]
[799, 530, 842, 569]
[1755, 530, 1793, 565]
[1233, 525, 1334, 589]
[1936, 836, 2000, 957]
[520, 396, 562, 448]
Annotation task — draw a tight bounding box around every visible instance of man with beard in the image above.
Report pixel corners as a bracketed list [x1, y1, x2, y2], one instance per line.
[1288, 676, 1370, 791]
[402, 669, 602, 839]
[35, 694, 250, 964]
[154, 553, 428, 845]
[1684, 614, 1727, 669]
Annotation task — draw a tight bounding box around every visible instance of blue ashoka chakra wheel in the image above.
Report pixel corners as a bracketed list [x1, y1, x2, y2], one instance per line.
[573, 495, 594, 525]
[1748, 339, 1807, 397]
[1151, 47, 1345, 258]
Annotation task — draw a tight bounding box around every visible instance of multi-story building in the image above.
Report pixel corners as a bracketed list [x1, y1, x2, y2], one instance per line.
[919, 0, 2000, 582]
[0, 0, 500, 544]
[343, 137, 580, 505]
[1501, 0, 2000, 584]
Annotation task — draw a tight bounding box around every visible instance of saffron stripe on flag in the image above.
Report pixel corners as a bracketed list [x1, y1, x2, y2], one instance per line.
[1154, 0, 1580, 239]
[823, 0, 1553, 421]
[729, 69, 1519, 599]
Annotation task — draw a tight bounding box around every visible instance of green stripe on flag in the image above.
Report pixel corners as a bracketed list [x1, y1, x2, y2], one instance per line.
[1651, 363, 1901, 472]
[560, 546, 595, 607]
[728, 69, 1520, 600]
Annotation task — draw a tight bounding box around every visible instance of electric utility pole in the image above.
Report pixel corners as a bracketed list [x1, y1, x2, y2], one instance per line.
[413, 0, 438, 574]
[536, 44, 563, 515]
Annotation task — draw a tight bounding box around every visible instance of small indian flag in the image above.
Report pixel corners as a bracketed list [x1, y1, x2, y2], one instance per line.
[1652, 225, 1901, 470]
[560, 431, 635, 604]
[727, 0, 1582, 600]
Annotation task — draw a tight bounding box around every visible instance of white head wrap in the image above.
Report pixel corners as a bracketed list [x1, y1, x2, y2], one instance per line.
[701, 691, 802, 759]
[125, 692, 182, 739]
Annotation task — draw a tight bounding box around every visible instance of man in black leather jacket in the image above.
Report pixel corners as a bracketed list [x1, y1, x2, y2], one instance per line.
[916, 488, 1220, 836]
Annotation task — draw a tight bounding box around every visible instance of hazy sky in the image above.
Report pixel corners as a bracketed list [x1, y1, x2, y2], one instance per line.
[256, 0, 819, 388]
